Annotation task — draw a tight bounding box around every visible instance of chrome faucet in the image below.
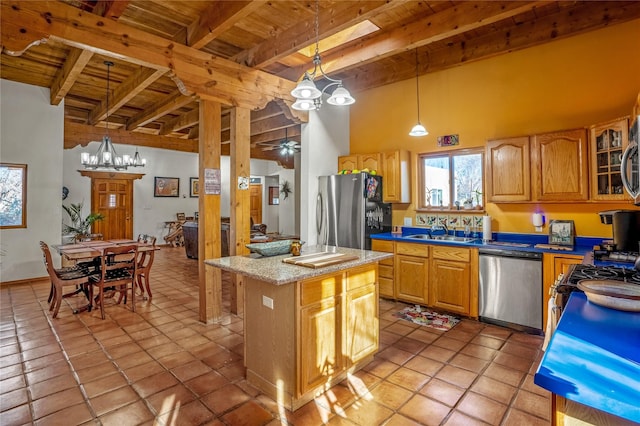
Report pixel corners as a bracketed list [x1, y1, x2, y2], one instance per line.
[431, 224, 449, 235]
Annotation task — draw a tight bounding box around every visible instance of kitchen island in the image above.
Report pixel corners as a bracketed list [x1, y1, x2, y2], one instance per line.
[534, 292, 640, 425]
[205, 245, 392, 411]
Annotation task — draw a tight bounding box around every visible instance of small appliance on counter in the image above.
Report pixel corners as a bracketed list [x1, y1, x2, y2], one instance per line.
[597, 209, 640, 253]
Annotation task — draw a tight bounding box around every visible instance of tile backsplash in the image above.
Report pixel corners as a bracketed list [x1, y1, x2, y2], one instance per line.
[415, 213, 484, 230]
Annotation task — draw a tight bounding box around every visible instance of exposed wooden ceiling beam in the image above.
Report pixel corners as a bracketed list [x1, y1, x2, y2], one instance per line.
[235, 1, 396, 69]
[126, 91, 196, 130]
[159, 108, 199, 136]
[92, 0, 130, 20]
[284, 1, 548, 80]
[187, 1, 260, 50]
[89, 67, 166, 125]
[343, 0, 640, 93]
[50, 47, 94, 105]
[0, 1, 299, 110]
[64, 121, 198, 152]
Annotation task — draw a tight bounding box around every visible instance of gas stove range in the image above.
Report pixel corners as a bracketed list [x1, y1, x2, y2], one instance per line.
[556, 264, 640, 307]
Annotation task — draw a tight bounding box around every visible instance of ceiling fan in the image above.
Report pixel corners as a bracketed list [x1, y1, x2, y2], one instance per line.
[261, 128, 301, 155]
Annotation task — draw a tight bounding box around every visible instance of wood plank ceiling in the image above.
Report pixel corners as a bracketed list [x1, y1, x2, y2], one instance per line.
[2, 1, 639, 169]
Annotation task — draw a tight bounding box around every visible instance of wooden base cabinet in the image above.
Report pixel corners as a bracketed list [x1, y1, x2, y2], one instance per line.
[395, 242, 429, 304]
[429, 246, 478, 317]
[542, 253, 582, 327]
[244, 264, 379, 411]
[371, 239, 395, 298]
[552, 395, 638, 426]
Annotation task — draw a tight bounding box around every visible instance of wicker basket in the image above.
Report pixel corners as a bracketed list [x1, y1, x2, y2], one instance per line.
[246, 239, 293, 256]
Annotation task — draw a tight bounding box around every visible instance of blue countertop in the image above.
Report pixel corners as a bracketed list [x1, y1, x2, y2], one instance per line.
[371, 230, 599, 257]
[534, 292, 640, 423]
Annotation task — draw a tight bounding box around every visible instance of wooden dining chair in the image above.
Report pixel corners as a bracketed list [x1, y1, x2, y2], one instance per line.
[134, 234, 157, 300]
[89, 245, 138, 320]
[39, 241, 94, 318]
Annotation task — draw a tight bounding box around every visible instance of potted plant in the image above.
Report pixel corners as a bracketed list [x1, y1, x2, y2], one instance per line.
[473, 189, 483, 209]
[62, 202, 104, 242]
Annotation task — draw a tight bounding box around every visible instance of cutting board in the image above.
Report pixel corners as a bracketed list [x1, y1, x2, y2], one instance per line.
[282, 252, 359, 268]
[534, 243, 574, 251]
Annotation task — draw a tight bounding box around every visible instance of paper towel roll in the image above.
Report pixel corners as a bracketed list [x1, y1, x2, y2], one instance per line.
[482, 215, 492, 241]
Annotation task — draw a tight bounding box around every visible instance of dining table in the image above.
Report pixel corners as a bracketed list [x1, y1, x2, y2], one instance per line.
[53, 239, 159, 311]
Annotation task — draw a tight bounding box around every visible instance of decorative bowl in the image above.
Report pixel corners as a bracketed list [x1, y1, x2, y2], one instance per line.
[246, 239, 294, 257]
[577, 279, 640, 312]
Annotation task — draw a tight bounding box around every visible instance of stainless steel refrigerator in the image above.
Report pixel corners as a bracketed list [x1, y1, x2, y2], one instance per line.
[317, 174, 392, 250]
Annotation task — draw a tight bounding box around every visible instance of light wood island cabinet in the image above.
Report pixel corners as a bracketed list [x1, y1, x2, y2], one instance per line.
[531, 128, 589, 202]
[244, 263, 379, 410]
[206, 247, 388, 411]
[395, 242, 429, 305]
[485, 136, 531, 202]
[429, 245, 479, 317]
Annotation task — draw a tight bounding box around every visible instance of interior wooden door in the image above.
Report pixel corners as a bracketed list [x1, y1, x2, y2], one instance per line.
[91, 178, 134, 240]
[250, 184, 262, 224]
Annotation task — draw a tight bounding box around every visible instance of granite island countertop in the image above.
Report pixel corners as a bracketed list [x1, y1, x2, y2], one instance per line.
[204, 245, 393, 285]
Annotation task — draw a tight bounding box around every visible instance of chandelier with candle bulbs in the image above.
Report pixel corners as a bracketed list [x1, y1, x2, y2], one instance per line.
[81, 61, 146, 170]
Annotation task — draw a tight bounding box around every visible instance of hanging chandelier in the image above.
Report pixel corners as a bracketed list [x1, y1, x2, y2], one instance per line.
[409, 49, 428, 137]
[81, 61, 146, 170]
[290, 0, 355, 111]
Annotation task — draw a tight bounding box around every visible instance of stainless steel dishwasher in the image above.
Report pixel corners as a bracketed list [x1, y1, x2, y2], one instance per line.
[479, 248, 543, 333]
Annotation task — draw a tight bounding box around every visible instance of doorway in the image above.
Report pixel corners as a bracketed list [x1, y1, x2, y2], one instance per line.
[250, 183, 263, 225]
[79, 171, 143, 240]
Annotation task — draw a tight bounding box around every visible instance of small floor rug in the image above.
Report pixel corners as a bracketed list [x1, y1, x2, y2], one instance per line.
[394, 305, 460, 331]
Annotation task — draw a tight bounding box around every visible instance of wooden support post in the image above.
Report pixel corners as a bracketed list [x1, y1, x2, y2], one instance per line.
[229, 107, 252, 314]
[198, 98, 222, 323]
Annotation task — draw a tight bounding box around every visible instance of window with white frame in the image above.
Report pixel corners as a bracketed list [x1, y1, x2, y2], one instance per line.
[418, 149, 484, 211]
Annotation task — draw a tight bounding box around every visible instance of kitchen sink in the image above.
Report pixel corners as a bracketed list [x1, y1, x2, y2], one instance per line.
[405, 234, 477, 243]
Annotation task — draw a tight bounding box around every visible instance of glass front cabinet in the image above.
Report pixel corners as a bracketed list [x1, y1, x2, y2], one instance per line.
[590, 117, 630, 201]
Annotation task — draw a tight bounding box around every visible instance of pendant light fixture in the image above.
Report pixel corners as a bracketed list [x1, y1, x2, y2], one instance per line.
[409, 49, 428, 137]
[290, 0, 355, 111]
[81, 61, 147, 169]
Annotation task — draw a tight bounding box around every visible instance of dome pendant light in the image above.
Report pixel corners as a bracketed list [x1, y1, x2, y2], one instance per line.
[409, 49, 428, 137]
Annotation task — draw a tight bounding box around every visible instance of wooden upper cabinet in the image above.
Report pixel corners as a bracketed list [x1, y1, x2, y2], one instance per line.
[359, 153, 381, 172]
[382, 150, 411, 203]
[485, 137, 531, 202]
[338, 155, 358, 172]
[531, 128, 589, 201]
[337, 153, 381, 174]
[589, 116, 630, 201]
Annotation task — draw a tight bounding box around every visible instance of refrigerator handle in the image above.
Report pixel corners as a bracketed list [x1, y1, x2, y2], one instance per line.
[316, 193, 323, 237]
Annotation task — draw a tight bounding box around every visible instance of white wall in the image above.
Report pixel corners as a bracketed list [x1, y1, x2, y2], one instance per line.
[300, 105, 350, 245]
[0, 80, 65, 282]
[63, 145, 292, 244]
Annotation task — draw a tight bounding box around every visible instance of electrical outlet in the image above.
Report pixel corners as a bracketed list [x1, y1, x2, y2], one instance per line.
[404, 217, 412, 226]
[262, 295, 274, 309]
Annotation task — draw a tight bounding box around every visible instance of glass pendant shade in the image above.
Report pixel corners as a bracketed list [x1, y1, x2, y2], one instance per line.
[291, 76, 322, 99]
[292, 98, 317, 111]
[327, 86, 355, 106]
[409, 123, 428, 137]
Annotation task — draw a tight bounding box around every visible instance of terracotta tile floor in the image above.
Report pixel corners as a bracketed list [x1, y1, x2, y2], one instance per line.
[0, 247, 550, 425]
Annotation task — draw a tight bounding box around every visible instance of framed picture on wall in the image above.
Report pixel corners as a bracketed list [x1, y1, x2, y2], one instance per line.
[190, 177, 199, 197]
[154, 177, 179, 197]
[0, 163, 27, 228]
[268, 186, 279, 205]
[549, 220, 575, 246]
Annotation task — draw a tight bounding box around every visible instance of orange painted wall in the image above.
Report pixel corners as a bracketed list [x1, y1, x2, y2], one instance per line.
[349, 19, 640, 238]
